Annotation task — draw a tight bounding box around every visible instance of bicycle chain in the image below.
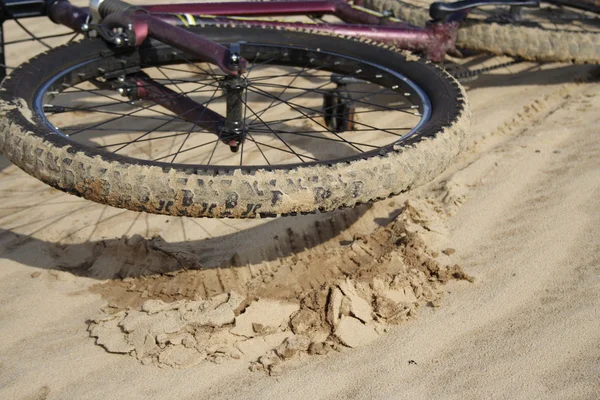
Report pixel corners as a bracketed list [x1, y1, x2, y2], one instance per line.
[444, 57, 524, 83]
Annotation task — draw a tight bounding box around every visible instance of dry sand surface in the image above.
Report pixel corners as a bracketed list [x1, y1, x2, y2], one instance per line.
[1, 10, 599, 400]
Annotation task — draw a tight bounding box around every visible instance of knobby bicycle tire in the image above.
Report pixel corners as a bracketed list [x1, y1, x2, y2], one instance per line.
[0, 25, 470, 218]
[363, 0, 600, 63]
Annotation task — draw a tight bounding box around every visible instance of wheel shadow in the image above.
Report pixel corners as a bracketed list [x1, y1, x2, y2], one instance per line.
[0, 153, 403, 306]
[0, 200, 380, 280]
[450, 54, 599, 90]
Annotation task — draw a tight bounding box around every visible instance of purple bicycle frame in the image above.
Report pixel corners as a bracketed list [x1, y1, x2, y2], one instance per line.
[49, 0, 458, 62]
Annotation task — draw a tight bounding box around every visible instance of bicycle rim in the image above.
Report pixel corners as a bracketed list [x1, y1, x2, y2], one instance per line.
[34, 41, 431, 169]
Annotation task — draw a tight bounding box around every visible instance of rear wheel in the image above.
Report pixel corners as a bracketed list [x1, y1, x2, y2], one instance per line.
[0, 26, 469, 218]
[363, 0, 600, 63]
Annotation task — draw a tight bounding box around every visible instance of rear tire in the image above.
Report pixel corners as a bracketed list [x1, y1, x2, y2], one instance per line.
[363, 0, 600, 63]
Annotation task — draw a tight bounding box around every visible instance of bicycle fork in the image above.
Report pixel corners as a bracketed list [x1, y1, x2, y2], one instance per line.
[58, 0, 251, 151]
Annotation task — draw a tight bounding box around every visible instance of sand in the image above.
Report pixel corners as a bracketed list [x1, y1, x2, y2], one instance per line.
[1, 10, 599, 400]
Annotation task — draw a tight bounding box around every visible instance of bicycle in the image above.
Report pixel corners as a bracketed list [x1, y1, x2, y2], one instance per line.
[361, 0, 599, 63]
[0, 0, 595, 218]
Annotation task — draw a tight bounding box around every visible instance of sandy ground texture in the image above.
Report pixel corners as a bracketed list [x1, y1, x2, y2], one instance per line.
[1, 9, 600, 400]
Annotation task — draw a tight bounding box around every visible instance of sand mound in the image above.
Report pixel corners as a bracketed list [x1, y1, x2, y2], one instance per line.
[88, 200, 472, 373]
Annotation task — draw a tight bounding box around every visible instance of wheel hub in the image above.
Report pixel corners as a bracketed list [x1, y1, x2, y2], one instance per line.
[221, 75, 249, 152]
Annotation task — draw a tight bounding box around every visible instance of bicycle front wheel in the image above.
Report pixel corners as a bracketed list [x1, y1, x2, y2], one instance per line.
[364, 0, 600, 63]
[0, 26, 469, 218]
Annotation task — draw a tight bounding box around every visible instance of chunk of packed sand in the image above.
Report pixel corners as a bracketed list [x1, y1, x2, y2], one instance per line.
[88, 200, 473, 373]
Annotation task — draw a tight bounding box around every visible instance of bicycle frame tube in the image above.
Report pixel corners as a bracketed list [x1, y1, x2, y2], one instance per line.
[50, 0, 247, 74]
[142, 0, 413, 26]
[143, 1, 338, 17]
[152, 14, 456, 61]
[48, 0, 414, 30]
[105, 12, 247, 74]
[132, 73, 226, 132]
[48, 0, 456, 61]
[142, 0, 458, 60]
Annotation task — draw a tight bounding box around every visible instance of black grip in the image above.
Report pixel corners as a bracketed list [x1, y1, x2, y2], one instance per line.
[99, 0, 139, 17]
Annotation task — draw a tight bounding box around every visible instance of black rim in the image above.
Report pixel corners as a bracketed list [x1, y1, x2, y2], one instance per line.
[34, 41, 433, 169]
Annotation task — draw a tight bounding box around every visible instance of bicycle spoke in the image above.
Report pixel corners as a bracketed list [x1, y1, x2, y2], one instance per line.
[205, 128, 223, 166]
[249, 85, 410, 141]
[50, 107, 176, 123]
[171, 52, 222, 80]
[249, 73, 332, 82]
[251, 82, 417, 115]
[11, 18, 52, 49]
[155, 66, 198, 104]
[247, 79, 333, 120]
[235, 52, 263, 165]
[171, 123, 197, 163]
[245, 63, 313, 126]
[164, 82, 222, 162]
[246, 83, 414, 136]
[66, 32, 80, 44]
[96, 130, 205, 149]
[245, 131, 271, 165]
[250, 86, 365, 153]
[249, 128, 380, 148]
[239, 96, 312, 163]
[142, 64, 222, 85]
[154, 138, 220, 162]
[39, 40, 428, 167]
[113, 89, 225, 154]
[61, 81, 223, 136]
[3, 31, 75, 46]
[245, 136, 318, 162]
